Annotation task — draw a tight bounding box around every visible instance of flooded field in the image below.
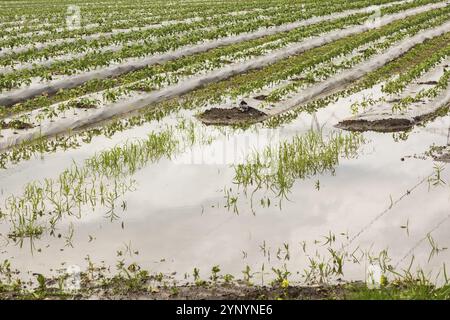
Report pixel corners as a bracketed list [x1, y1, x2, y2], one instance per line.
[1, 0, 450, 299]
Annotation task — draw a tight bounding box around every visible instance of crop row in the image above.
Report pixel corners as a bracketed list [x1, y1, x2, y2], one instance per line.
[0, 0, 447, 114]
[0, 0, 299, 24]
[0, 0, 409, 67]
[1, 5, 445, 134]
[0, 4, 449, 168]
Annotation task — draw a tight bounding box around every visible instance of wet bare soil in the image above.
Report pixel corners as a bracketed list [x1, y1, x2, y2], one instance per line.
[99, 284, 348, 300]
[198, 105, 268, 126]
[0, 282, 351, 300]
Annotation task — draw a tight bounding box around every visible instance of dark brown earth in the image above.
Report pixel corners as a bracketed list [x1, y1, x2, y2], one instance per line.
[198, 106, 268, 126]
[0, 282, 352, 300]
[97, 284, 349, 300]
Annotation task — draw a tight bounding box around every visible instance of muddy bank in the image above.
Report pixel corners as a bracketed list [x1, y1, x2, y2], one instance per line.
[91, 284, 348, 300]
[198, 104, 268, 125]
[0, 279, 352, 300]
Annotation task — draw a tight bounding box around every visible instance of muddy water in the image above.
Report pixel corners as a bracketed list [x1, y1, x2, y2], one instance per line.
[1, 88, 450, 284]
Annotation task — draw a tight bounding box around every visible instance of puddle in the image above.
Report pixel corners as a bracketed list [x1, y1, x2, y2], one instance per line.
[1, 87, 450, 284]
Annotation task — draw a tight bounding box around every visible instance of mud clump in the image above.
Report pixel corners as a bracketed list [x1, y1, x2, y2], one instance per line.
[198, 104, 268, 126]
[336, 118, 413, 132]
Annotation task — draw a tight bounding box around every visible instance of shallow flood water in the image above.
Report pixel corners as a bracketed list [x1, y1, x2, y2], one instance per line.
[1, 87, 450, 284]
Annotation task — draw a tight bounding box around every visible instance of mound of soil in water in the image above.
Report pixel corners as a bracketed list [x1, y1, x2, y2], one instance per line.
[336, 118, 413, 132]
[198, 106, 268, 126]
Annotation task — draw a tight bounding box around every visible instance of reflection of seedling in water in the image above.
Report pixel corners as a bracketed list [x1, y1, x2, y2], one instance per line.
[242, 265, 254, 285]
[401, 219, 410, 237]
[193, 268, 201, 285]
[1, 122, 211, 246]
[260, 241, 268, 258]
[275, 243, 290, 261]
[427, 164, 446, 190]
[322, 231, 336, 247]
[255, 264, 269, 286]
[300, 241, 307, 253]
[260, 197, 271, 208]
[427, 234, 447, 263]
[231, 130, 365, 209]
[392, 131, 409, 142]
[64, 223, 75, 248]
[224, 187, 239, 214]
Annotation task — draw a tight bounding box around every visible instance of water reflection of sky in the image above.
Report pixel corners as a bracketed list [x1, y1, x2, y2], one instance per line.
[1, 90, 450, 283]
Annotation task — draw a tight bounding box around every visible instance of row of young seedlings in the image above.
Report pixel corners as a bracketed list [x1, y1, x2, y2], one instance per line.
[344, 34, 450, 115]
[0, 0, 294, 27]
[0, 0, 415, 89]
[0, 8, 282, 66]
[0, 0, 361, 64]
[263, 30, 450, 128]
[1, 10, 449, 169]
[0, 3, 299, 56]
[258, 12, 448, 105]
[0, 11, 381, 124]
[0, 3, 293, 41]
[2, 1, 445, 133]
[391, 66, 450, 113]
[0, 10, 379, 118]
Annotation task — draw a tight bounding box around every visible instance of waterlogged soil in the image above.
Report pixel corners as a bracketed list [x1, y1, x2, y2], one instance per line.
[0, 282, 349, 300]
[198, 105, 268, 125]
[1, 85, 450, 288]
